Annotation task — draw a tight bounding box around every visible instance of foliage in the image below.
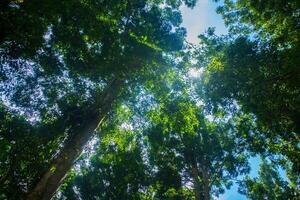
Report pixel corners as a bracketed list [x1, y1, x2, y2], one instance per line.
[239, 158, 299, 200]
[198, 1, 300, 172]
[1, 0, 299, 199]
[61, 126, 149, 199]
[0, 0, 196, 198]
[146, 96, 250, 199]
[216, 0, 300, 48]
[0, 103, 62, 199]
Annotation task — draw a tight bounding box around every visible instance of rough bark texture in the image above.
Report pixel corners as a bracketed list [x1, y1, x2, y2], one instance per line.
[26, 78, 123, 200]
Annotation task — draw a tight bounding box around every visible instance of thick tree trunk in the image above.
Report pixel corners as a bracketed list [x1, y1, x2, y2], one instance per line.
[191, 164, 201, 200]
[200, 163, 210, 200]
[26, 78, 123, 200]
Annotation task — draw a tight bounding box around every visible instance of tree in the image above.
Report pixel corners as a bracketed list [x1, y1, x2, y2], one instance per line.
[197, 0, 300, 171]
[1, 0, 299, 199]
[239, 158, 299, 200]
[0, 102, 66, 199]
[58, 59, 196, 200]
[59, 105, 149, 200]
[216, 0, 300, 48]
[146, 96, 250, 200]
[0, 0, 196, 199]
[56, 63, 252, 200]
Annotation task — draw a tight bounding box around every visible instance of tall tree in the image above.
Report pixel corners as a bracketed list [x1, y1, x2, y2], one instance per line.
[147, 96, 250, 200]
[59, 104, 150, 200]
[1, 0, 196, 199]
[57, 62, 252, 200]
[196, 0, 300, 171]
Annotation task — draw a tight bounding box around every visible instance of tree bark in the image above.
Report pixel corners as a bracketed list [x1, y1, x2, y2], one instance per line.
[191, 164, 201, 200]
[200, 164, 210, 200]
[26, 78, 124, 200]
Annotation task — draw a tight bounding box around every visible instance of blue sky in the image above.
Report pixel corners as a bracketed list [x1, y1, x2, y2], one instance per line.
[180, 0, 227, 44]
[180, 1, 259, 199]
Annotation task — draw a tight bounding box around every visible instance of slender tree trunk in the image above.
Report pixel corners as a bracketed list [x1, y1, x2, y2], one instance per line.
[26, 78, 124, 200]
[191, 164, 201, 200]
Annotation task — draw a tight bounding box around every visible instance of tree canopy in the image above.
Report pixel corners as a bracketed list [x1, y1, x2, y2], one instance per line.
[1, 0, 299, 200]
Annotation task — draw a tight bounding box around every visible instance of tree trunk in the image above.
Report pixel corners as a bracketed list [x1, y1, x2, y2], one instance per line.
[26, 78, 124, 200]
[191, 164, 201, 200]
[200, 164, 210, 200]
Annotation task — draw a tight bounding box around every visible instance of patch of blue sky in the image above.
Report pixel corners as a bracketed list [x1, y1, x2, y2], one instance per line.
[219, 156, 260, 200]
[180, 0, 227, 44]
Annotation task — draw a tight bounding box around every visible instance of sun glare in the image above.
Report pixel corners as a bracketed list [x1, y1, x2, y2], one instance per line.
[188, 67, 203, 78]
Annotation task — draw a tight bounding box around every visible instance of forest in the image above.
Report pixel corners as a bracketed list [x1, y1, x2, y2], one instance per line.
[0, 0, 299, 199]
